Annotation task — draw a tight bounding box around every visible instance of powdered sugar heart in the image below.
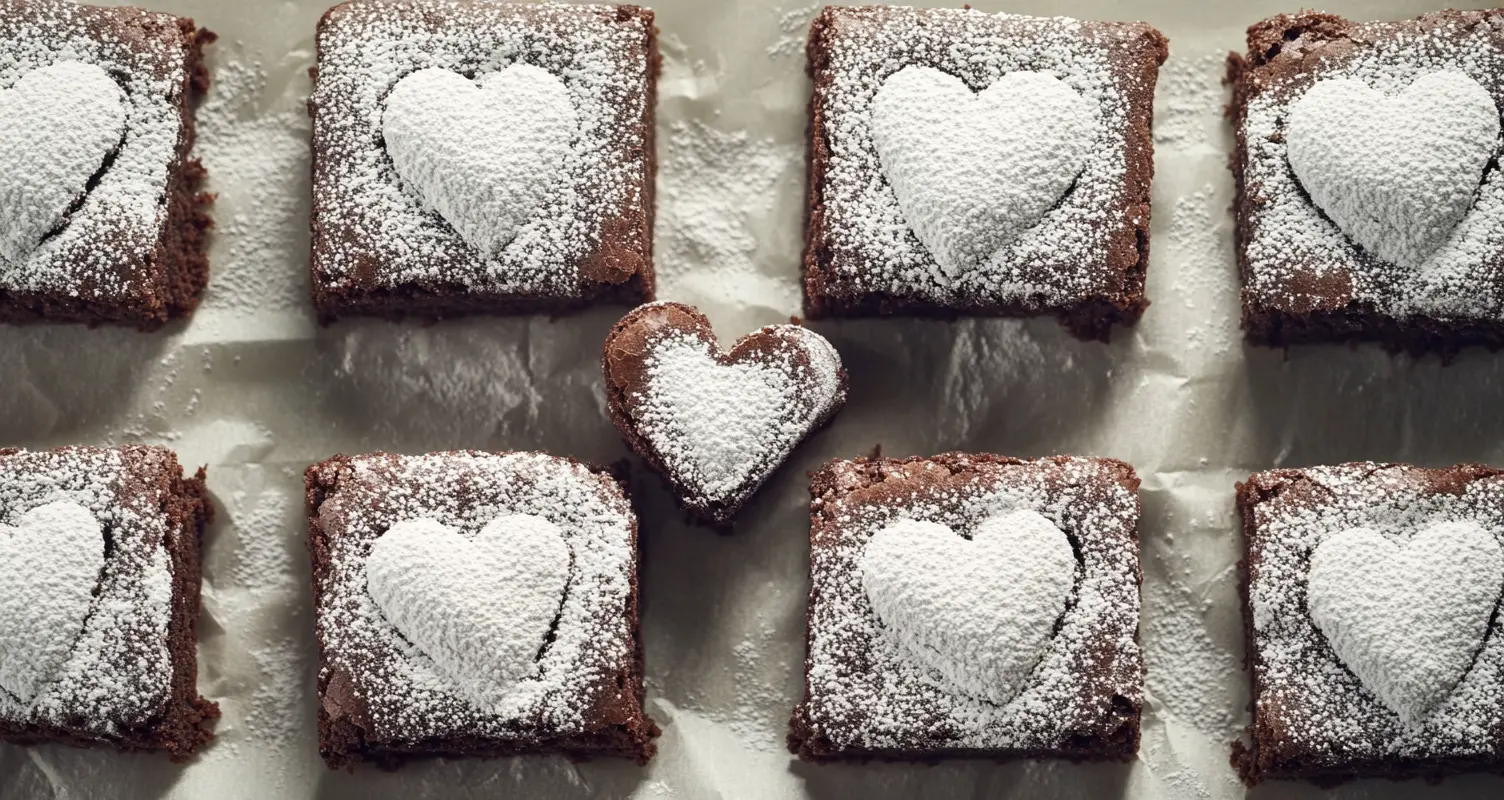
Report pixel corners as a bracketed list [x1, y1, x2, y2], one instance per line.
[365, 514, 571, 708]
[604, 303, 846, 524]
[382, 64, 577, 258]
[0, 61, 126, 264]
[861, 510, 1077, 704]
[1286, 72, 1500, 268]
[870, 66, 1097, 277]
[0, 501, 104, 703]
[1307, 521, 1504, 726]
[637, 331, 841, 502]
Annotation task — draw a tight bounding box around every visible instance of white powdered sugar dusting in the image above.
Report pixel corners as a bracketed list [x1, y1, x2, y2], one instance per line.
[766, 5, 819, 61]
[311, 1, 650, 297]
[0, 61, 125, 264]
[312, 452, 637, 743]
[632, 319, 844, 507]
[382, 65, 577, 259]
[654, 120, 801, 311]
[364, 514, 571, 712]
[1241, 16, 1504, 320]
[0, 0, 191, 298]
[1153, 51, 1225, 148]
[870, 66, 1097, 278]
[815, 6, 1154, 306]
[195, 53, 312, 313]
[1247, 464, 1504, 761]
[800, 456, 1141, 752]
[1285, 72, 1499, 270]
[0, 501, 104, 703]
[1306, 521, 1504, 727]
[860, 510, 1078, 706]
[0, 447, 176, 736]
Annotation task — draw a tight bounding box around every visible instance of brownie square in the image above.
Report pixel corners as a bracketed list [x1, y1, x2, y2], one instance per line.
[788, 453, 1143, 762]
[0, 445, 216, 760]
[1230, 10, 1504, 353]
[0, 0, 212, 329]
[801, 6, 1166, 341]
[1234, 463, 1504, 785]
[308, 0, 658, 323]
[305, 451, 657, 769]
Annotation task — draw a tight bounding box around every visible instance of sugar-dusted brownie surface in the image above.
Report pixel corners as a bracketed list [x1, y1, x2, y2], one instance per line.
[309, 0, 657, 322]
[1230, 10, 1504, 353]
[0, 445, 216, 760]
[1234, 463, 1504, 785]
[802, 5, 1165, 341]
[305, 451, 657, 769]
[602, 301, 848, 527]
[789, 453, 1143, 762]
[0, 0, 212, 329]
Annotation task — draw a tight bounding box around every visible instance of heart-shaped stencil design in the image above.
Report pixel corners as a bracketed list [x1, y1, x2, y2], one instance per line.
[0, 501, 105, 703]
[366, 514, 571, 707]
[382, 64, 577, 258]
[0, 61, 126, 264]
[1307, 521, 1504, 725]
[861, 510, 1077, 704]
[1286, 72, 1500, 268]
[604, 302, 847, 525]
[870, 65, 1097, 278]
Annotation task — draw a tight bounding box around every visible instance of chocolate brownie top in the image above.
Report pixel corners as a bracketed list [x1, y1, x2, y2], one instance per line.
[603, 302, 847, 524]
[0, 0, 195, 303]
[308, 451, 640, 748]
[1233, 10, 1504, 323]
[0, 446, 184, 736]
[1240, 463, 1504, 767]
[310, 1, 653, 301]
[798, 454, 1142, 753]
[807, 5, 1163, 311]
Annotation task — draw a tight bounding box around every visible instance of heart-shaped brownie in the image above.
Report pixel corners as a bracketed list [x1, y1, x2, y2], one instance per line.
[365, 513, 571, 708]
[869, 65, 1098, 278]
[0, 61, 126, 264]
[603, 302, 848, 526]
[1286, 72, 1500, 268]
[382, 64, 577, 258]
[860, 510, 1077, 704]
[1306, 521, 1504, 725]
[0, 501, 105, 703]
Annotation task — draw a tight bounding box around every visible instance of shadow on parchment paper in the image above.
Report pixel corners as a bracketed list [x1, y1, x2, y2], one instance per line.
[633, 423, 827, 749]
[0, 324, 169, 444]
[1244, 771, 1504, 800]
[812, 316, 1124, 459]
[1234, 342, 1504, 471]
[308, 308, 628, 462]
[791, 757, 1132, 800]
[314, 757, 651, 799]
[195, 471, 330, 784]
[0, 744, 184, 799]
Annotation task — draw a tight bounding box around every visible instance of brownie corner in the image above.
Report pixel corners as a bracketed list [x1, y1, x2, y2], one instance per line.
[1129, 19, 1170, 66]
[785, 705, 840, 764]
[1241, 11, 1355, 68]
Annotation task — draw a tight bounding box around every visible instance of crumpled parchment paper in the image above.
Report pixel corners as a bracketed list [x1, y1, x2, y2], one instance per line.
[5, 0, 1504, 798]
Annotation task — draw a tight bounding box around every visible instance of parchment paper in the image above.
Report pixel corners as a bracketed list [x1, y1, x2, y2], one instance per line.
[5, 0, 1504, 798]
